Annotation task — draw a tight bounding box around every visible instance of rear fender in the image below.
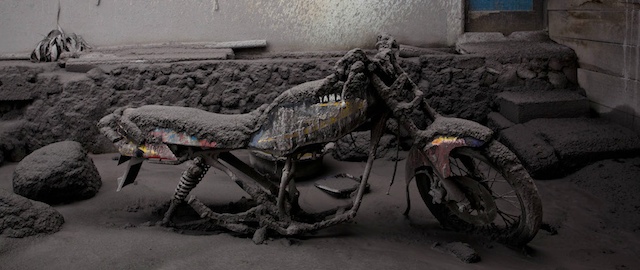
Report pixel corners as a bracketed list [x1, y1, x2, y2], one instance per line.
[114, 139, 177, 161]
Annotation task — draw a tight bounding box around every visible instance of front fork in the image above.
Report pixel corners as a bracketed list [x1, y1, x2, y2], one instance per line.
[405, 136, 485, 214]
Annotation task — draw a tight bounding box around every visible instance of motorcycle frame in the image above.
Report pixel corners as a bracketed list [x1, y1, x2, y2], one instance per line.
[108, 34, 497, 236]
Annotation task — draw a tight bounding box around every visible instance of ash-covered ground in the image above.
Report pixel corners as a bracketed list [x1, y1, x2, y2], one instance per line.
[1, 151, 639, 270]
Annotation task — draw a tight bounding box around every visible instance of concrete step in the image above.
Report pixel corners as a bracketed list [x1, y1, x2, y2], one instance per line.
[496, 117, 640, 179]
[496, 90, 590, 124]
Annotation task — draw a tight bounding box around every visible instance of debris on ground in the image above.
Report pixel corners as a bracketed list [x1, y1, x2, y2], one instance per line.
[432, 241, 481, 263]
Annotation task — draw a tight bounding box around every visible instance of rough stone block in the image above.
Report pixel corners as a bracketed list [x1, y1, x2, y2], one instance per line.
[0, 120, 27, 163]
[13, 141, 102, 204]
[496, 90, 590, 123]
[0, 189, 64, 238]
[487, 112, 515, 131]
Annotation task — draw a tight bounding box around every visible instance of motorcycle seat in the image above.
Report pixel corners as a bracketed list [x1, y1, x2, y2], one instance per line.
[121, 105, 262, 149]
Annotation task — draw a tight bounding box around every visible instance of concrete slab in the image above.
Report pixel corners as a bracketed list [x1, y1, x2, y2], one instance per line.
[455, 32, 574, 60]
[525, 118, 640, 164]
[65, 51, 232, 73]
[499, 124, 560, 178]
[496, 90, 590, 123]
[507, 117, 640, 179]
[456, 41, 575, 59]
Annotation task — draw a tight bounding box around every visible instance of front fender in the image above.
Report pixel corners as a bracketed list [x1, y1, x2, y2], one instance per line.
[406, 116, 493, 181]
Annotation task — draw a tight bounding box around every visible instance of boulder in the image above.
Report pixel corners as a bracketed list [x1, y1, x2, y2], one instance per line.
[13, 141, 102, 204]
[0, 189, 65, 238]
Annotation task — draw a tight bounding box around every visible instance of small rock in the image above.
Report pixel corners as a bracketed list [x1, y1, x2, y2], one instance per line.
[279, 238, 301, 247]
[432, 242, 481, 263]
[517, 66, 537, 80]
[252, 226, 268, 244]
[156, 75, 169, 85]
[0, 189, 65, 238]
[186, 77, 196, 89]
[139, 221, 154, 227]
[13, 141, 102, 204]
[26, 72, 38, 83]
[548, 58, 564, 71]
[110, 67, 122, 76]
[278, 66, 290, 80]
[160, 66, 172, 75]
[496, 66, 519, 86]
[132, 77, 144, 90]
[548, 71, 568, 89]
[167, 75, 186, 88]
[86, 67, 107, 85]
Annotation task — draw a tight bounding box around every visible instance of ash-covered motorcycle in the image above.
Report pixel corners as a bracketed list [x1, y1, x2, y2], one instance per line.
[98, 34, 542, 246]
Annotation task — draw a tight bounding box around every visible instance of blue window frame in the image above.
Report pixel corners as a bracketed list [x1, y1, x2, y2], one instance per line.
[469, 0, 533, 11]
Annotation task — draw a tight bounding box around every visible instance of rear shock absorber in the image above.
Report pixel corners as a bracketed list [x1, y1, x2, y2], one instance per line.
[174, 156, 210, 201]
[162, 156, 210, 225]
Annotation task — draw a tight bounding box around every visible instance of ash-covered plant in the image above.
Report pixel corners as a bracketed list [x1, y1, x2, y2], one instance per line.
[30, 28, 89, 62]
[30, 1, 90, 62]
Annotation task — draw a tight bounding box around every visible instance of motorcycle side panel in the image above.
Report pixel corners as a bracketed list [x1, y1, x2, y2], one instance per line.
[150, 128, 219, 148]
[115, 140, 177, 161]
[249, 98, 368, 155]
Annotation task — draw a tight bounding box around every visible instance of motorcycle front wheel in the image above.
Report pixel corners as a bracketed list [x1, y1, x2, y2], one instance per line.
[415, 140, 542, 247]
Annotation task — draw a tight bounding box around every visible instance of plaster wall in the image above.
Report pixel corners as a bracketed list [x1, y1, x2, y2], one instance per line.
[548, 0, 640, 133]
[0, 0, 463, 54]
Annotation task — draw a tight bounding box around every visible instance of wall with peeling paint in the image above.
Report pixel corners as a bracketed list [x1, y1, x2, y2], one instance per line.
[549, 0, 640, 133]
[0, 0, 463, 54]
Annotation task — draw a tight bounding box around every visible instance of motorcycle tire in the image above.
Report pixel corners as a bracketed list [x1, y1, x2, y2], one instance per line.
[415, 140, 542, 247]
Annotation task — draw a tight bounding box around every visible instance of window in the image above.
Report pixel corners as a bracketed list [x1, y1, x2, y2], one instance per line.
[469, 0, 533, 11]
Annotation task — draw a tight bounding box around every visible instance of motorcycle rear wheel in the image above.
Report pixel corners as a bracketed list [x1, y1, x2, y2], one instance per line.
[415, 140, 542, 247]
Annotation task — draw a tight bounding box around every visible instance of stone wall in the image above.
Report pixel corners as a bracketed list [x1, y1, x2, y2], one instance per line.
[0, 50, 577, 163]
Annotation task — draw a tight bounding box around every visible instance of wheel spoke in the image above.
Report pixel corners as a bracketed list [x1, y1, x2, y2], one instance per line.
[495, 190, 515, 198]
[502, 199, 521, 209]
[479, 179, 507, 184]
[415, 143, 540, 246]
[489, 168, 499, 189]
[450, 157, 470, 176]
[497, 210, 520, 227]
